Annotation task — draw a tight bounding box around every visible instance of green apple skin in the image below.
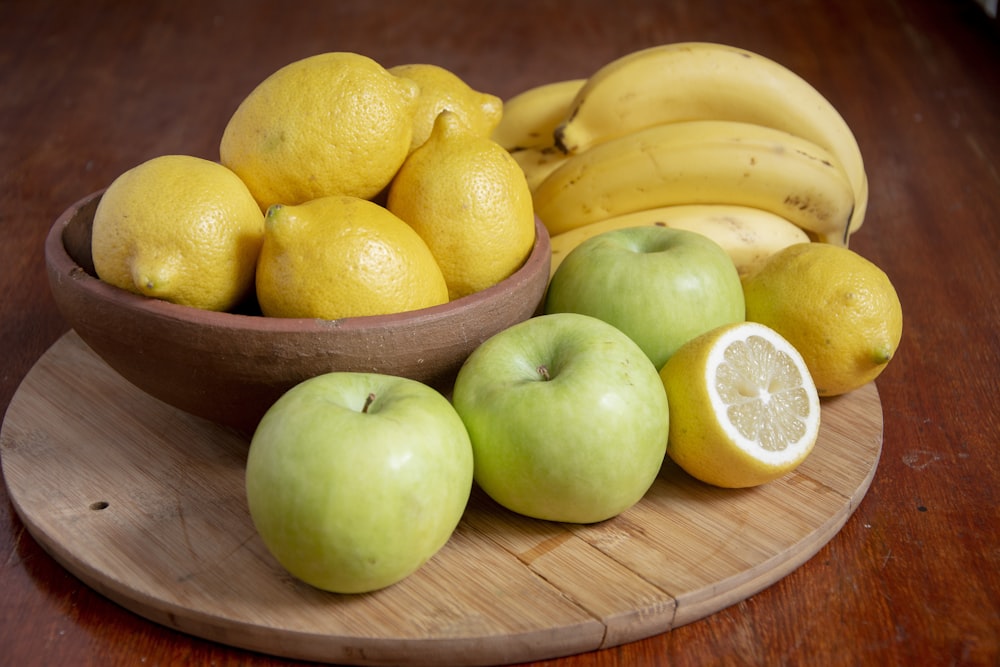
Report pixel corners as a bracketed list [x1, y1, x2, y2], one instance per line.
[245, 372, 473, 594]
[451, 312, 669, 524]
[544, 226, 745, 370]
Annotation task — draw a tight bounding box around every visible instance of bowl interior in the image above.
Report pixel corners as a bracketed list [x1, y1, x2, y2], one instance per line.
[46, 191, 551, 434]
[58, 191, 551, 322]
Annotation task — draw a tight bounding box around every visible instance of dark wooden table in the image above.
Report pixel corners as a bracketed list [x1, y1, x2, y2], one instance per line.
[3, 1, 998, 665]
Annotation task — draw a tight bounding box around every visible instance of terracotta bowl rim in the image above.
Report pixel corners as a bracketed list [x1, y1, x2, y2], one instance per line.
[45, 189, 551, 335]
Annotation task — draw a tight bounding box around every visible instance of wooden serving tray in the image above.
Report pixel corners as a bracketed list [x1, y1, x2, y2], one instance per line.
[1, 331, 883, 666]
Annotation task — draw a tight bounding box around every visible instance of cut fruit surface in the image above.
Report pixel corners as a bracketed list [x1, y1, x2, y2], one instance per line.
[659, 321, 821, 488]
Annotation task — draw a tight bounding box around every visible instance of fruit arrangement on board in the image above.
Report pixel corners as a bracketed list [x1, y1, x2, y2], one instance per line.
[80, 43, 902, 596]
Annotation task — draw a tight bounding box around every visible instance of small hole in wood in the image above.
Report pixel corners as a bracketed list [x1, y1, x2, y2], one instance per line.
[89, 501, 109, 511]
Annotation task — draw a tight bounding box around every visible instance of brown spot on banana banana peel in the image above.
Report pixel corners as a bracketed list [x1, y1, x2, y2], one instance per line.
[554, 128, 571, 154]
[842, 204, 855, 246]
[553, 107, 580, 154]
[782, 196, 852, 246]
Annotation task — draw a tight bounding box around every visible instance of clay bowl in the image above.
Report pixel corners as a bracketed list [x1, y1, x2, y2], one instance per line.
[45, 190, 551, 436]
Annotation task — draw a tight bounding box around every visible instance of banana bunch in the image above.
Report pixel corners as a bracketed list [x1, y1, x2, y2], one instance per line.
[496, 42, 868, 265]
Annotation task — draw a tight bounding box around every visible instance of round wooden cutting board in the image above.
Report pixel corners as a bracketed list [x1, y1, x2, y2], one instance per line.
[1, 331, 883, 666]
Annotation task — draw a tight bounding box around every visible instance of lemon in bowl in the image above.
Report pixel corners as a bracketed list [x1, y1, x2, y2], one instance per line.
[220, 51, 420, 209]
[388, 111, 537, 301]
[255, 196, 450, 320]
[90, 154, 264, 313]
[387, 62, 503, 153]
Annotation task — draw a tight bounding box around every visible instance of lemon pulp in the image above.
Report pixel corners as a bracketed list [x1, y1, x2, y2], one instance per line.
[713, 333, 815, 462]
[660, 321, 821, 488]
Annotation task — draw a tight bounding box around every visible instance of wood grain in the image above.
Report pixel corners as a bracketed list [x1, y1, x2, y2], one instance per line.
[2, 332, 881, 666]
[2, 1, 998, 665]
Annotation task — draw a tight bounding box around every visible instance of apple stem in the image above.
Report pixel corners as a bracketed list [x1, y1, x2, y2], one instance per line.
[362, 393, 376, 413]
[536, 364, 551, 381]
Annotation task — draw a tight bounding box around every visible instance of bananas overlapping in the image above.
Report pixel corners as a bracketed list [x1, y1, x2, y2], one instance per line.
[494, 41, 868, 264]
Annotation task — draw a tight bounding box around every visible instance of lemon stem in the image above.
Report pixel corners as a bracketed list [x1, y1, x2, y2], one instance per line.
[873, 346, 893, 365]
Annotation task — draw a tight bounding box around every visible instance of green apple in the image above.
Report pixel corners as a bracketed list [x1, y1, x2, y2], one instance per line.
[245, 372, 473, 594]
[545, 226, 745, 370]
[451, 312, 669, 524]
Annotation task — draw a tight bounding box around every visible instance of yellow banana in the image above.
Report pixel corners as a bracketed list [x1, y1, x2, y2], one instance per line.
[510, 145, 572, 193]
[554, 42, 867, 239]
[491, 79, 586, 151]
[534, 119, 855, 244]
[549, 204, 810, 279]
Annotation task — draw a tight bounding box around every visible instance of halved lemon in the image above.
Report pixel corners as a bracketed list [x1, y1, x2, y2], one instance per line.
[659, 321, 821, 488]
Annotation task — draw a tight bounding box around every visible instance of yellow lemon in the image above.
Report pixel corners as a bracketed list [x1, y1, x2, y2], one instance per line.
[91, 154, 265, 312]
[659, 321, 821, 488]
[742, 243, 903, 396]
[387, 111, 536, 300]
[255, 195, 448, 320]
[388, 63, 503, 153]
[220, 52, 419, 210]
